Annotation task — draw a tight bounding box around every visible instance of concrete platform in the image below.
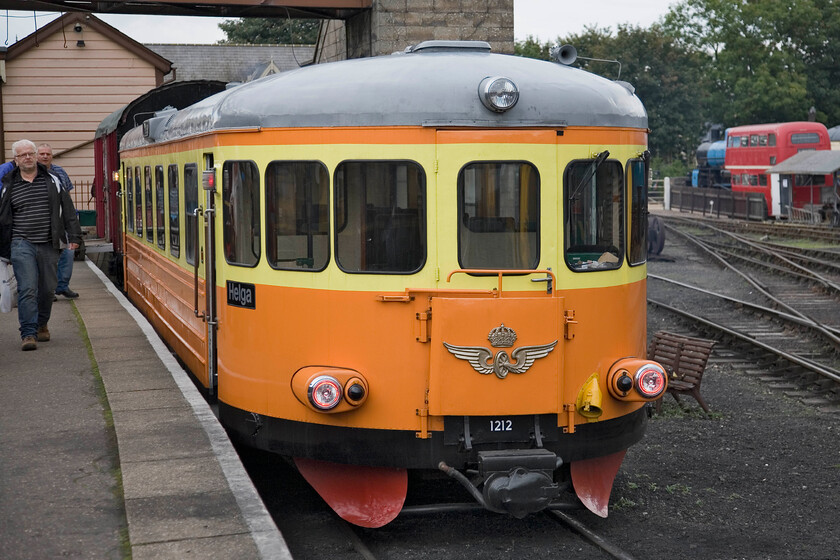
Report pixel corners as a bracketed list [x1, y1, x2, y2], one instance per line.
[0, 259, 291, 559]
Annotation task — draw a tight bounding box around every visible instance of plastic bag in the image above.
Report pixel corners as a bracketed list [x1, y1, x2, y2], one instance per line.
[0, 259, 17, 313]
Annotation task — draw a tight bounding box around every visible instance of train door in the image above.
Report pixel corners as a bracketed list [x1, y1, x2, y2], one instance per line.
[426, 129, 565, 430]
[190, 154, 219, 394]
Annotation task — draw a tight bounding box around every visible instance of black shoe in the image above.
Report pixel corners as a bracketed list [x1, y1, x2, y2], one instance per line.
[57, 288, 79, 299]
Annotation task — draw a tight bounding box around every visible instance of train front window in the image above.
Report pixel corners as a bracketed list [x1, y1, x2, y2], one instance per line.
[457, 162, 539, 270]
[222, 161, 261, 267]
[627, 158, 647, 266]
[334, 161, 426, 273]
[564, 157, 624, 271]
[168, 165, 180, 258]
[266, 161, 329, 271]
[185, 164, 198, 266]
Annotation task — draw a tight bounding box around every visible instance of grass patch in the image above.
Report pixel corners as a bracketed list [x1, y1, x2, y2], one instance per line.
[71, 302, 132, 559]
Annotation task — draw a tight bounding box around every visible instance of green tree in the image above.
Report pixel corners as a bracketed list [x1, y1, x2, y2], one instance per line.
[218, 17, 320, 44]
[517, 25, 711, 172]
[664, 0, 840, 126]
[514, 35, 552, 60]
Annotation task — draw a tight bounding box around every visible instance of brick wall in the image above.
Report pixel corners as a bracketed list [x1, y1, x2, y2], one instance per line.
[317, 0, 513, 61]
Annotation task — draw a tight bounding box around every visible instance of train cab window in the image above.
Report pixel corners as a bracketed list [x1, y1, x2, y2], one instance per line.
[265, 161, 329, 271]
[334, 161, 426, 273]
[125, 167, 134, 233]
[168, 165, 180, 258]
[144, 166, 153, 242]
[564, 156, 624, 271]
[457, 162, 539, 269]
[155, 166, 165, 250]
[185, 164, 199, 265]
[627, 158, 648, 266]
[222, 161, 261, 267]
[134, 166, 142, 237]
[750, 134, 759, 146]
[768, 133, 776, 146]
[759, 135, 768, 147]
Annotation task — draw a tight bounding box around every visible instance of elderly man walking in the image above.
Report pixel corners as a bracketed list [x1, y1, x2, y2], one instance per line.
[0, 139, 82, 350]
[37, 143, 79, 299]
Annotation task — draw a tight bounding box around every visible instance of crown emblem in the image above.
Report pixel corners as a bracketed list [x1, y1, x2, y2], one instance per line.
[488, 324, 517, 348]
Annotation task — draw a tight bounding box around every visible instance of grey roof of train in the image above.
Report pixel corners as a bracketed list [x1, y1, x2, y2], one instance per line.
[766, 150, 840, 175]
[144, 43, 315, 83]
[121, 42, 647, 149]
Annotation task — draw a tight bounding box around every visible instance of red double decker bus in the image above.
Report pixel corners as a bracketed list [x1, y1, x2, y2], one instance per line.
[725, 121, 831, 217]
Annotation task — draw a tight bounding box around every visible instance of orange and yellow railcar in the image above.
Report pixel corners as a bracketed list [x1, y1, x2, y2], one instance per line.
[117, 40, 666, 527]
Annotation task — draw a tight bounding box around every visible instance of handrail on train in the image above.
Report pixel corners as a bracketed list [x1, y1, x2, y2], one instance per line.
[376, 269, 557, 302]
[447, 269, 557, 297]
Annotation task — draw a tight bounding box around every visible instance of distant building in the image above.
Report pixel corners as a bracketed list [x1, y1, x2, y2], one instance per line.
[146, 43, 315, 84]
[0, 12, 171, 201]
[0, 12, 313, 210]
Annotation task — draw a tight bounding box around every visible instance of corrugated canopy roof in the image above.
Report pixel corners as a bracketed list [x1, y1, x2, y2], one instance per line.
[0, 1, 369, 19]
[766, 150, 840, 175]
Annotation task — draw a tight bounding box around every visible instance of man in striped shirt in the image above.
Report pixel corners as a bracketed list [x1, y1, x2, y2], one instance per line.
[0, 139, 82, 351]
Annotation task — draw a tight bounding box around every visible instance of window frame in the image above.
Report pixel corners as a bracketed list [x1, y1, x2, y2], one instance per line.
[333, 159, 427, 275]
[265, 160, 331, 272]
[563, 156, 626, 273]
[168, 164, 180, 258]
[455, 160, 541, 271]
[222, 160, 262, 268]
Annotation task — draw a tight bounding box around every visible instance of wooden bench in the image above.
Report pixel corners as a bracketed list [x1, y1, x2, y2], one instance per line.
[648, 331, 716, 413]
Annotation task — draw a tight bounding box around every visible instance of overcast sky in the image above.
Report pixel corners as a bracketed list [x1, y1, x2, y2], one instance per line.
[0, 1, 676, 46]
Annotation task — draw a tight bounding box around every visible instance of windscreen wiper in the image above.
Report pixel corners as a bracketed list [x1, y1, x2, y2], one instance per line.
[569, 150, 610, 200]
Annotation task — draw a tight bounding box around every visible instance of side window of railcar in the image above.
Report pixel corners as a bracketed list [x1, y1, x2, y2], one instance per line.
[265, 161, 329, 271]
[627, 159, 647, 266]
[155, 165, 165, 250]
[334, 161, 426, 273]
[134, 166, 142, 237]
[168, 165, 180, 258]
[457, 162, 539, 270]
[564, 157, 624, 271]
[185, 164, 199, 266]
[125, 167, 134, 233]
[144, 166, 153, 242]
[222, 161, 261, 267]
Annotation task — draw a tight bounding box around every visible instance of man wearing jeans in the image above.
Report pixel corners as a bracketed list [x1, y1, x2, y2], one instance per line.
[37, 143, 79, 299]
[0, 140, 82, 350]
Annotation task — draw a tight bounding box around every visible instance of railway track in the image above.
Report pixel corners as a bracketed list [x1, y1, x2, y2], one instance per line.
[661, 213, 840, 245]
[649, 216, 840, 412]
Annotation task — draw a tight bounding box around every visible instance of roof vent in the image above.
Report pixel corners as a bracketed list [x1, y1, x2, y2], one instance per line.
[405, 40, 491, 53]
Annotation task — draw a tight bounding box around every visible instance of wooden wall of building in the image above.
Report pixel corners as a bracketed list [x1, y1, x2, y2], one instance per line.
[2, 18, 162, 191]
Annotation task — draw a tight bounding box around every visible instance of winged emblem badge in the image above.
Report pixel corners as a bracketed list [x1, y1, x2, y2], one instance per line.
[443, 324, 557, 379]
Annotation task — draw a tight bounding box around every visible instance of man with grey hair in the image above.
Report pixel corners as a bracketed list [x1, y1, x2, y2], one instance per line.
[37, 143, 79, 299]
[0, 139, 82, 350]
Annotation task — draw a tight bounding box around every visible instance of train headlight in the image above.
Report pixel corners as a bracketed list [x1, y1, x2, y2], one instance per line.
[308, 375, 343, 410]
[607, 358, 668, 401]
[479, 76, 519, 112]
[293, 367, 369, 413]
[634, 364, 667, 399]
